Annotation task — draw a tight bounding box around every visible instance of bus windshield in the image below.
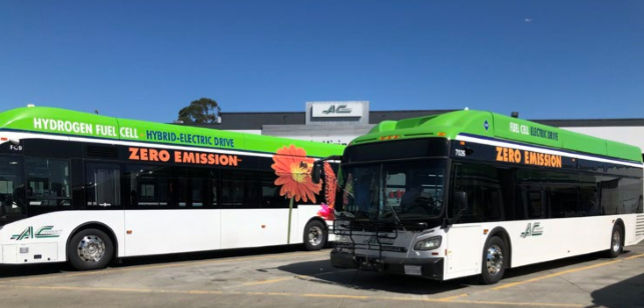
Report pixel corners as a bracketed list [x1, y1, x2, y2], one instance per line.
[0, 155, 25, 223]
[337, 159, 446, 221]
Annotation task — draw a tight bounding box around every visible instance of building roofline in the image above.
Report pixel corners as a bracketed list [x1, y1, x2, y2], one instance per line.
[532, 118, 644, 127]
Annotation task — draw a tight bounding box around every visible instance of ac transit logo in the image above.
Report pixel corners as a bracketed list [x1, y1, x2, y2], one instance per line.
[520, 222, 544, 238]
[322, 104, 352, 114]
[11, 226, 62, 241]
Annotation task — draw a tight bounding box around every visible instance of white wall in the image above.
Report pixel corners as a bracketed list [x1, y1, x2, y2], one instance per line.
[562, 126, 644, 153]
[227, 129, 262, 135]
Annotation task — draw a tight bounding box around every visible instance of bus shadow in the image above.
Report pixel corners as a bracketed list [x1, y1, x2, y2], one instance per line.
[117, 244, 304, 267]
[0, 245, 306, 279]
[277, 250, 634, 296]
[587, 272, 644, 308]
[278, 259, 470, 295]
[0, 263, 63, 278]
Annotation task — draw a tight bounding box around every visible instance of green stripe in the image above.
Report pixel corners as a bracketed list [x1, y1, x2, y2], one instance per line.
[0, 107, 344, 157]
[355, 110, 642, 163]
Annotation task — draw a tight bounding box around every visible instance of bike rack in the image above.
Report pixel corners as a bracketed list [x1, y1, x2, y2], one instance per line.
[333, 218, 401, 271]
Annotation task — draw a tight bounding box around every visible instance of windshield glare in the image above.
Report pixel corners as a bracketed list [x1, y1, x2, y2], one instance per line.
[338, 160, 445, 221]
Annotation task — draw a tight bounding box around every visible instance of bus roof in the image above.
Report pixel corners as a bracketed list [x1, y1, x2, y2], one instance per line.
[0, 106, 344, 157]
[354, 109, 643, 163]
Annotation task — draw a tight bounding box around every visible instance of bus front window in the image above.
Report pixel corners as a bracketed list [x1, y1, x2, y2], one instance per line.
[338, 160, 446, 221]
[0, 155, 25, 220]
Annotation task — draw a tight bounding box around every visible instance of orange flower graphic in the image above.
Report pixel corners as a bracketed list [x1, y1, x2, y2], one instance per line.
[317, 162, 338, 220]
[323, 162, 337, 208]
[271, 145, 322, 203]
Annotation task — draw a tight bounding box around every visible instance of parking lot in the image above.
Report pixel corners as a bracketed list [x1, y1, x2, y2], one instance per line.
[0, 242, 643, 308]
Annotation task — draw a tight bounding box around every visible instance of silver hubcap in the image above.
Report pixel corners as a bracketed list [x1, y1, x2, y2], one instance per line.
[612, 230, 621, 252]
[77, 235, 106, 262]
[486, 244, 504, 276]
[308, 225, 323, 246]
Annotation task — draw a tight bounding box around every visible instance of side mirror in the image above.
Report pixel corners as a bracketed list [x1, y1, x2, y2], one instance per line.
[311, 161, 322, 184]
[453, 191, 468, 211]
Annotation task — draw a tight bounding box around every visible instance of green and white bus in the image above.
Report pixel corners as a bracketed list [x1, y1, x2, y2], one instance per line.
[0, 106, 344, 270]
[314, 110, 644, 284]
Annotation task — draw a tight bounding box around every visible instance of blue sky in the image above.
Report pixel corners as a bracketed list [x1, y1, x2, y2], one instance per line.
[1, 1, 643, 123]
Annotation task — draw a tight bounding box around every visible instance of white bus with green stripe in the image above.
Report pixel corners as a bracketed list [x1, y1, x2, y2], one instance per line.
[0, 106, 344, 270]
[313, 110, 643, 284]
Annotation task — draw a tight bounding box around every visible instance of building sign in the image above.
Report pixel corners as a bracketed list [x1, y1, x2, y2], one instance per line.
[311, 103, 363, 118]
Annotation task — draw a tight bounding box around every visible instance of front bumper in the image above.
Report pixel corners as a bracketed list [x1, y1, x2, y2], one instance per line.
[330, 250, 444, 280]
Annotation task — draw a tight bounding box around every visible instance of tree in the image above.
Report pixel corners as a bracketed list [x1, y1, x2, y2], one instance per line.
[178, 98, 221, 124]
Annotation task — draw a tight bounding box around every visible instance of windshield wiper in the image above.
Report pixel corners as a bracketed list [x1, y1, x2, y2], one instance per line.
[380, 177, 401, 223]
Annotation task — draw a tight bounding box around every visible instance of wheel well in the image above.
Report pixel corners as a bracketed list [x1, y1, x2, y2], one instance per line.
[614, 218, 626, 246]
[304, 217, 329, 242]
[488, 227, 513, 268]
[307, 217, 328, 231]
[67, 222, 119, 260]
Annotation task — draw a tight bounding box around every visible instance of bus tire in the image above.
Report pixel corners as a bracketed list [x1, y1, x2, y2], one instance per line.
[67, 228, 114, 271]
[606, 224, 623, 258]
[479, 236, 507, 285]
[303, 220, 327, 251]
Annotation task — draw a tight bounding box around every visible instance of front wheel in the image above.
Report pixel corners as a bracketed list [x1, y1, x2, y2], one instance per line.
[67, 228, 114, 271]
[479, 236, 507, 285]
[606, 224, 623, 258]
[303, 220, 327, 251]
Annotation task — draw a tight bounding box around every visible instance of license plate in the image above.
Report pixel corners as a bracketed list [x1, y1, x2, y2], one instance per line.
[404, 265, 422, 276]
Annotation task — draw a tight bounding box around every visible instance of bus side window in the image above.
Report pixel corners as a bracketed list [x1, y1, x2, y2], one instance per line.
[177, 168, 213, 208]
[0, 155, 25, 216]
[261, 172, 289, 209]
[85, 163, 121, 208]
[123, 164, 173, 208]
[451, 163, 504, 223]
[516, 170, 547, 219]
[549, 172, 579, 218]
[25, 158, 71, 209]
[221, 170, 260, 208]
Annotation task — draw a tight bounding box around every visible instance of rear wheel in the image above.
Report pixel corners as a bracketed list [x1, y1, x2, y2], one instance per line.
[606, 224, 623, 258]
[480, 236, 507, 285]
[67, 228, 114, 271]
[303, 220, 327, 251]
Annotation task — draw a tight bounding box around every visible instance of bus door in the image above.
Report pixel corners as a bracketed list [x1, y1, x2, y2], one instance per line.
[444, 163, 485, 279]
[122, 165, 222, 256]
[0, 154, 25, 222]
[445, 224, 482, 279]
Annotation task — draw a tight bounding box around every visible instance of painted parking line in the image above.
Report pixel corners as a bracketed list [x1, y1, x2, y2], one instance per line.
[232, 277, 294, 288]
[436, 253, 644, 302]
[492, 253, 644, 291]
[0, 250, 327, 284]
[0, 284, 583, 307]
[437, 294, 470, 301]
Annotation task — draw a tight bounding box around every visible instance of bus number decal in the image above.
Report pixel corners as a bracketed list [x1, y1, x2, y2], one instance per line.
[520, 222, 544, 238]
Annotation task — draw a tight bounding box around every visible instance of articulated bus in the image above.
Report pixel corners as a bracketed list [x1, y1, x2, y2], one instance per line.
[0, 106, 344, 270]
[314, 110, 644, 284]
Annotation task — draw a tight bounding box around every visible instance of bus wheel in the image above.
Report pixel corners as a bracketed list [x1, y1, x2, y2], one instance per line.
[607, 224, 623, 258]
[480, 236, 506, 285]
[303, 220, 327, 251]
[67, 228, 114, 271]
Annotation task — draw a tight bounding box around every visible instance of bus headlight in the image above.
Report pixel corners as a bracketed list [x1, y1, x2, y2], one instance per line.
[414, 236, 442, 251]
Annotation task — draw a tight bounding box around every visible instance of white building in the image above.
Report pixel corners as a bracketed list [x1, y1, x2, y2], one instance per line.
[188, 101, 644, 158]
